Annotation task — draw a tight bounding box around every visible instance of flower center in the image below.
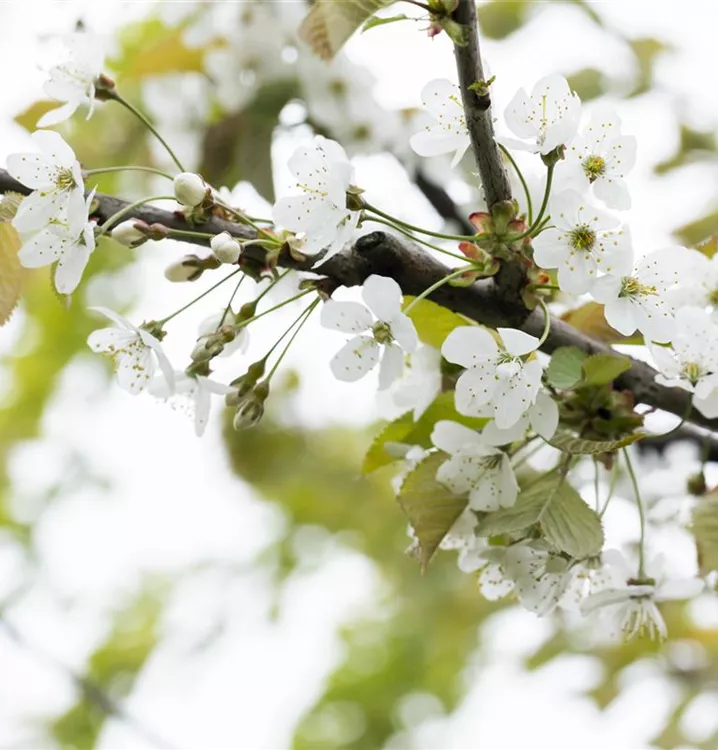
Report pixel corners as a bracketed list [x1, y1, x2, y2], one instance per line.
[581, 154, 606, 182]
[568, 224, 596, 251]
[372, 321, 394, 345]
[681, 361, 705, 385]
[709, 288, 718, 306]
[618, 276, 657, 299]
[55, 167, 78, 191]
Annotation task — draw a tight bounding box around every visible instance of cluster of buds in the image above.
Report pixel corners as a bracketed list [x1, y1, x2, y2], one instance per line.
[425, 0, 466, 44]
[190, 319, 238, 367]
[226, 359, 269, 430]
[469, 201, 532, 262]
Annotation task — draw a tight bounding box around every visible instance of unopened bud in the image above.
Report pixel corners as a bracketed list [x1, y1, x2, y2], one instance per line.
[232, 387, 267, 431]
[228, 358, 267, 400]
[210, 231, 242, 264]
[111, 220, 148, 248]
[174, 172, 209, 207]
[190, 336, 225, 363]
[164, 254, 220, 283]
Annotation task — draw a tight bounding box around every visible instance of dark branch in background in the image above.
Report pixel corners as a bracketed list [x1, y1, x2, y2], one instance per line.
[1, 171, 715, 446]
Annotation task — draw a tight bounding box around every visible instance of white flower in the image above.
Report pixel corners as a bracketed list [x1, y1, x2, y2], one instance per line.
[37, 32, 105, 128]
[432, 420, 518, 511]
[210, 231, 241, 264]
[580, 551, 703, 640]
[667, 249, 718, 312]
[320, 275, 418, 390]
[197, 310, 249, 358]
[590, 246, 693, 343]
[150, 372, 234, 437]
[18, 191, 95, 294]
[504, 540, 574, 616]
[502, 74, 581, 155]
[442, 326, 543, 429]
[392, 346, 442, 420]
[272, 136, 360, 262]
[7, 130, 86, 234]
[87, 307, 174, 395]
[480, 390, 559, 445]
[650, 306, 718, 417]
[559, 109, 637, 210]
[409, 79, 470, 168]
[111, 220, 147, 248]
[532, 189, 633, 295]
[439, 507, 478, 552]
[174, 172, 208, 207]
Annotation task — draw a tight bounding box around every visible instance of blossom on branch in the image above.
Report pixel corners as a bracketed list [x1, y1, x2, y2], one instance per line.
[272, 136, 360, 262]
[321, 275, 418, 389]
[7, 130, 86, 234]
[409, 78, 471, 167]
[532, 189, 632, 295]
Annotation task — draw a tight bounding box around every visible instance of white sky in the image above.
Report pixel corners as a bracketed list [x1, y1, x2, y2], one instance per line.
[1, 1, 718, 748]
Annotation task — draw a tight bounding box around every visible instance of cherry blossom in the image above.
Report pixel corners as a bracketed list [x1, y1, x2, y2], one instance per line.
[431, 420, 518, 511]
[17, 191, 96, 294]
[392, 346, 442, 420]
[590, 246, 693, 343]
[409, 79, 470, 167]
[559, 109, 637, 210]
[174, 172, 209, 207]
[87, 308, 174, 395]
[650, 306, 718, 417]
[37, 32, 105, 128]
[532, 189, 633, 294]
[272, 136, 360, 261]
[7, 130, 86, 234]
[321, 275, 418, 389]
[480, 391, 559, 446]
[668, 249, 718, 312]
[441, 326, 543, 429]
[502, 74, 581, 155]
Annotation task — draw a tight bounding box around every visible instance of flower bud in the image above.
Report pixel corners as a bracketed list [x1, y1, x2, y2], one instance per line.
[111, 220, 148, 248]
[210, 231, 242, 264]
[232, 393, 265, 431]
[174, 172, 209, 207]
[164, 255, 204, 282]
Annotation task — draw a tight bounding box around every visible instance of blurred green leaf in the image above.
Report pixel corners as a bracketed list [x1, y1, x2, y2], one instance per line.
[692, 491, 718, 575]
[478, 0, 529, 39]
[402, 297, 467, 350]
[628, 37, 670, 97]
[696, 236, 718, 259]
[14, 100, 57, 132]
[300, 0, 394, 60]
[397, 452, 467, 570]
[567, 68, 607, 102]
[545, 347, 587, 390]
[655, 125, 717, 174]
[580, 353, 632, 387]
[676, 210, 718, 247]
[362, 14, 408, 32]
[0, 223, 23, 327]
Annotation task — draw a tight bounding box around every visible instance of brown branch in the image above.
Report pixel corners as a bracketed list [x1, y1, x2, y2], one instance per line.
[1, 168, 716, 442]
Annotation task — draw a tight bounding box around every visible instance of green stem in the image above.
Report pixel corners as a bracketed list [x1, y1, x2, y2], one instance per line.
[219, 275, 246, 328]
[537, 298, 552, 346]
[157, 268, 242, 326]
[530, 284, 561, 292]
[213, 197, 278, 243]
[83, 166, 175, 181]
[623, 447, 646, 577]
[499, 144, 533, 225]
[362, 216, 468, 262]
[236, 289, 312, 330]
[112, 93, 186, 172]
[265, 299, 320, 381]
[363, 204, 477, 243]
[593, 457, 600, 513]
[96, 195, 176, 236]
[403, 269, 469, 315]
[165, 228, 220, 240]
[507, 164, 555, 242]
[599, 460, 619, 519]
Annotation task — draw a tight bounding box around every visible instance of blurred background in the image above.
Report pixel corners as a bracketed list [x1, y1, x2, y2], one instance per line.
[1, 1, 718, 748]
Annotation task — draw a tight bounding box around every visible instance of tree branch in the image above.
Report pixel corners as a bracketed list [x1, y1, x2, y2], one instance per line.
[1, 168, 716, 441]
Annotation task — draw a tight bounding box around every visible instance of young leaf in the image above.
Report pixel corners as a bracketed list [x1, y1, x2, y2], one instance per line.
[579, 353, 632, 388]
[0, 223, 23, 327]
[363, 411, 415, 473]
[477, 472, 604, 558]
[362, 14, 408, 31]
[547, 431, 643, 455]
[692, 492, 718, 575]
[562, 302, 644, 345]
[402, 297, 467, 350]
[545, 347, 587, 389]
[397, 452, 467, 570]
[300, 0, 394, 60]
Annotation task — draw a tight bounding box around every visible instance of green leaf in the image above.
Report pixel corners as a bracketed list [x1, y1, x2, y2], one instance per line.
[362, 391, 488, 473]
[299, 0, 394, 60]
[13, 100, 57, 132]
[655, 124, 716, 175]
[676, 210, 718, 248]
[628, 37, 670, 97]
[566, 68, 607, 102]
[696, 236, 718, 259]
[561, 302, 644, 345]
[362, 13, 408, 31]
[545, 347, 587, 389]
[0, 223, 24, 327]
[579, 353, 632, 387]
[477, 473, 604, 558]
[397, 452, 467, 570]
[402, 297, 467, 349]
[692, 492, 718, 575]
[547, 431, 643, 455]
[478, 0, 529, 39]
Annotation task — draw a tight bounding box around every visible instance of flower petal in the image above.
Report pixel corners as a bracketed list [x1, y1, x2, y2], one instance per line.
[378, 341, 404, 390]
[330, 335, 380, 382]
[431, 420, 483, 454]
[320, 300, 373, 333]
[497, 328, 539, 357]
[442, 326, 498, 368]
[362, 274, 402, 321]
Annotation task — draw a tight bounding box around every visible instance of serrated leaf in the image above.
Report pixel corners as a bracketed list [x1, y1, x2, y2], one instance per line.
[402, 297, 467, 350]
[300, 0, 394, 60]
[579, 353, 632, 387]
[477, 472, 604, 557]
[562, 302, 644, 345]
[547, 431, 643, 455]
[362, 391, 488, 473]
[362, 14, 408, 31]
[0, 223, 24, 327]
[692, 492, 718, 575]
[545, 347, 587, 389]
[397, 452, 467, 570]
